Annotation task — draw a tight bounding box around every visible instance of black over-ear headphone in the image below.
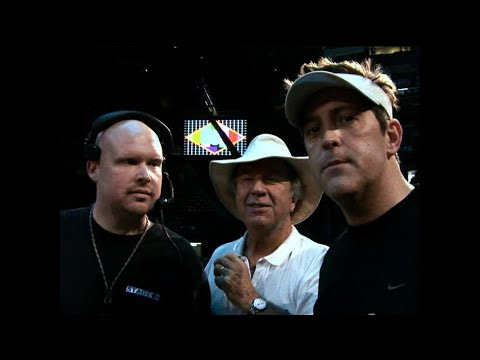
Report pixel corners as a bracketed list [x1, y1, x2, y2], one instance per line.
[84, 110, 175, 205]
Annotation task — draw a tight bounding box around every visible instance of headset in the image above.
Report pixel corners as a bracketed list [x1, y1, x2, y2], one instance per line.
[83, 110, 175, 205]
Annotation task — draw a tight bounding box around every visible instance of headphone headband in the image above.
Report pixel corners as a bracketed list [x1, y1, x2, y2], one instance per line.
[84, 110, 173, 160]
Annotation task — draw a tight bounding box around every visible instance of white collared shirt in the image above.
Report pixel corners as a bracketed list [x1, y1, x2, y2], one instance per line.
[204, 226, 329, 315]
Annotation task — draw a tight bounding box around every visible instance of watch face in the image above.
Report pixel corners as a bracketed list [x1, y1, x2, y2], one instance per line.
[253, 298, 267, 310]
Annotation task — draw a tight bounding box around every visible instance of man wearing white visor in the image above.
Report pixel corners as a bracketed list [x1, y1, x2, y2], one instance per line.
[205, 134, 329, 315]
[284, 57, 420, 315]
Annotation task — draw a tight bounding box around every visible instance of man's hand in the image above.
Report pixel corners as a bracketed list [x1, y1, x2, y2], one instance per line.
[213, 253, 258, 313]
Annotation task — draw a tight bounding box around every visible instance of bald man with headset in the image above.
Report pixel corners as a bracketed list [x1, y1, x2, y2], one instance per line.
[60, 111, 211, 315]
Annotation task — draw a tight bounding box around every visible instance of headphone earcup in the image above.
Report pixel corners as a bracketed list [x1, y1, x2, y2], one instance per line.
[84, 143, 101, 161]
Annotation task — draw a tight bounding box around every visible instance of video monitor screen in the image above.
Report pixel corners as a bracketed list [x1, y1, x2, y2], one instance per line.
[183, 119, 247, 156]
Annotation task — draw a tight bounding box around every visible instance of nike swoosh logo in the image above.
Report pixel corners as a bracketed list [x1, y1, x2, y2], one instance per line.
[387, 282, 408, 291]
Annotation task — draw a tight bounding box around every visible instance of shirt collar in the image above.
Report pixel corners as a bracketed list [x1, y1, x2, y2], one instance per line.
[235, 226, 299, 267]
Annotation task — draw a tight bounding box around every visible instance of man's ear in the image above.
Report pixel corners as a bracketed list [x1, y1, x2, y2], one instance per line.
[290, 192, 297, 213]
[386, 118, 403, 158]
[86, 160, 98, 183]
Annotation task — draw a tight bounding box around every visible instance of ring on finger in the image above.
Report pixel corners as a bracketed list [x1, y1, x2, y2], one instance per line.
[218, 265, 226, 276]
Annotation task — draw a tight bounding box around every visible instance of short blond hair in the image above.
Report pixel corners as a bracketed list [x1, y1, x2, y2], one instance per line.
[284, 57, 399, 113]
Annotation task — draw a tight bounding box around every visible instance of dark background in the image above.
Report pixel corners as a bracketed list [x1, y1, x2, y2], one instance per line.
[61, 45, 420, 261]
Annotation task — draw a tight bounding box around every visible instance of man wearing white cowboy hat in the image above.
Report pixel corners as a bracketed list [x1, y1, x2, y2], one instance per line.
[204, 133, 329, 315]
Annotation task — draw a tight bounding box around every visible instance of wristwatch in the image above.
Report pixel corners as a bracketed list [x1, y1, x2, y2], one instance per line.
[249, 297, 268, 314]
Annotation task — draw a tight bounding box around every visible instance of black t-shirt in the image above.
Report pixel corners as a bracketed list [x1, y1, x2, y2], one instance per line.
[314, 189, 420, 316]
[60, 206, 211, 315]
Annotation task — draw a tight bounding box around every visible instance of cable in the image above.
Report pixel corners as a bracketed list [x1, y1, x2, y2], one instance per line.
[159, 207, 182, 266]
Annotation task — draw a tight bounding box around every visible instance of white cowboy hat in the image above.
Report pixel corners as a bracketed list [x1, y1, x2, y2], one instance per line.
[209, 133, 322, 225]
